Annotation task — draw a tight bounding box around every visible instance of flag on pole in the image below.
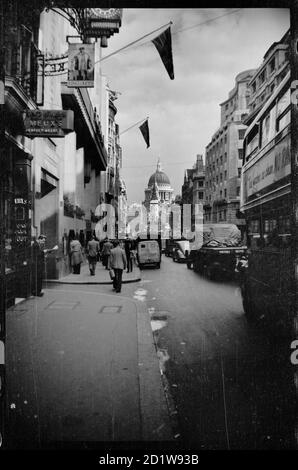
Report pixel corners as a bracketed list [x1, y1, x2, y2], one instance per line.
[152, 26, 174, 80]
[139, 119, 150, 148]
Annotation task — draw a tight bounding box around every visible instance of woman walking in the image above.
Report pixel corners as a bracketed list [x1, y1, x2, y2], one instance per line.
[70, 236, 83, 274]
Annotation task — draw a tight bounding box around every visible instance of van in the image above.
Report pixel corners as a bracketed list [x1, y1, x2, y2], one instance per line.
[137, 240, 161, 269]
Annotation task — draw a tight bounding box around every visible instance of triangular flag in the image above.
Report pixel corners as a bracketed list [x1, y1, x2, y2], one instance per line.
[152, 26, 174, 80]
[139, 120, 150, 148]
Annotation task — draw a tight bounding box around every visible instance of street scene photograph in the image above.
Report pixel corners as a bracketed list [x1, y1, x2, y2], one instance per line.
[0, 0, 298, 459]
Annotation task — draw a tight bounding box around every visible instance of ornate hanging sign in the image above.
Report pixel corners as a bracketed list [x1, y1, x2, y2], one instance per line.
[83, 8, 122, 40]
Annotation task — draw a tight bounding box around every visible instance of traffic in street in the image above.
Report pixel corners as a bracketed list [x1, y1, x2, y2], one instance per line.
[135, 254, 295, 449]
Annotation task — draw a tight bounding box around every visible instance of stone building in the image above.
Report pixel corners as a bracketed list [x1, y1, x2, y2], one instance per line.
[144, 160, 174, 211]
[2, 3, 123, 307]
[204, 69, 256, 231]
[182, 155, 205, 231]
[245, 29, 290, 126]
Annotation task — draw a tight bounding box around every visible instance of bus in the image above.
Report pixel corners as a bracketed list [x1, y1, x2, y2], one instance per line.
[240, 70, 293, 333]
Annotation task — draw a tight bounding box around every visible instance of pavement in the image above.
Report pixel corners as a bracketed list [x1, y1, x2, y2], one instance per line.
[5, 263, 174, 448]
[46, 261, 141, 285]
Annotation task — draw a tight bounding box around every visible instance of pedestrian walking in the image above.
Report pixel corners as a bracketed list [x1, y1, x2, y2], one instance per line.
[124, 238, 133, 273]
[70, 236, 83, 274]
[87, 234, 100, 276]
[101, 238, 113, 270]
[109, 240, 127, 293]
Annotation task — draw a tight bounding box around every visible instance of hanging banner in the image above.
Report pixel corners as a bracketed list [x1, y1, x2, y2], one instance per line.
[139, 120, 150, 148]
[67, 43, 95, 88]
[23, 110, 74, 138]
[152, 26, 175, 80]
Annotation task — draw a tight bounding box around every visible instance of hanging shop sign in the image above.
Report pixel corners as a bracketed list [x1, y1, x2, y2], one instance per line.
[44, 53, 68, 76]
[23, 109, 74, 138]
[67, 43, 95, 88]
[83, 8, 122, 39]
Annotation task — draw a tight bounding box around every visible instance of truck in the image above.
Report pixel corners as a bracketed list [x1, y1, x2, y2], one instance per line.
[186, 223, 247, 280]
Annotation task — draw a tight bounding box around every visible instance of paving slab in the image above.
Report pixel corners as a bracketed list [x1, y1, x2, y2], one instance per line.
[46, 262, 141, 285]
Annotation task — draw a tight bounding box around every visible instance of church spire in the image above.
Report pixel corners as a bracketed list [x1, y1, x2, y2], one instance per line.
[157, 158, 161, 172]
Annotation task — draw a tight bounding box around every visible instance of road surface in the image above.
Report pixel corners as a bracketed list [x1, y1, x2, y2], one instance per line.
[133, 255, 295, 449]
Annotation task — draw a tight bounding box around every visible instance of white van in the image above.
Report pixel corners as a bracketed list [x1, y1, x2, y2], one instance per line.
[137, 240, 161, 269]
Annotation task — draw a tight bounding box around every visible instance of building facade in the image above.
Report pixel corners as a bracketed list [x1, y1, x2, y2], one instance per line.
[2, 3, 123, 306]
[181, 155, 205, 232]
[204, 69, 255, 230]
[245, 30, 290, 126]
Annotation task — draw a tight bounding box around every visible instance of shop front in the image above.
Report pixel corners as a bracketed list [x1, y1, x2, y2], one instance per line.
[4, 140, 32, 306]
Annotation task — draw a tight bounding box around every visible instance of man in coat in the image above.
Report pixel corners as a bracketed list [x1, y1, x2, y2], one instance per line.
[70, 236, 83, 274]
[101, 238, 113, 270]
[109, 241, 127, 293]
[31, 234, 47, 296]
[87, 234, 100, 276]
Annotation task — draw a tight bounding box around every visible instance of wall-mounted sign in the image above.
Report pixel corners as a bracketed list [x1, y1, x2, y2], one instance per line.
[67, 43, 95, 88]
[23, 110, 74, 138]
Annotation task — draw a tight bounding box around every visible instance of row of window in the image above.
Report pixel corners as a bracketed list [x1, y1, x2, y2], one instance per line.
[204, 209, 227, 222]
[251, 56, 276, 94]
[245, 85, 290, 160]
[207, 131, 244, 166]
[249, 215, 290, 235]
[205, 185, 241, 202]
[206, 166, 242, 186]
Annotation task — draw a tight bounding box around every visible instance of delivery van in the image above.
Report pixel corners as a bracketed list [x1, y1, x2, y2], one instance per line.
[137, 240, 161, 269]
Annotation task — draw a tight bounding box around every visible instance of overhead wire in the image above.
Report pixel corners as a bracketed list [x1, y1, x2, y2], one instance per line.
[99, 9, 242, 59]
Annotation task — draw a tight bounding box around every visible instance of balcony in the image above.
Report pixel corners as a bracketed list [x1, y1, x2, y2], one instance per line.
[61, 83, 107, 172]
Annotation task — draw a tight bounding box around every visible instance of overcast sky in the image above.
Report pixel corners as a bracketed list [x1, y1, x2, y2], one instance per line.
[100, 8, 290, 204]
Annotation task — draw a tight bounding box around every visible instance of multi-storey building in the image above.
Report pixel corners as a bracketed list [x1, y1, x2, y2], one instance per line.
[204, 69, 255, 231]
[245, 30, 290, 126]
[182, 155, 205, 231]
[2, 4, 122, 304]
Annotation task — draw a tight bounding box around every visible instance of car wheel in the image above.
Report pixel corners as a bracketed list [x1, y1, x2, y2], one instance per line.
[156, 262, 160, 269]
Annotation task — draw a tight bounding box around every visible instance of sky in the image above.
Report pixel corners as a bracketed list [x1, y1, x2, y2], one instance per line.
[99, 8, 290, 204]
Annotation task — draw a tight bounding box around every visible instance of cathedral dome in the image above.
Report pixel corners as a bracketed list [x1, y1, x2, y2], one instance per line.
[148, 161, 171, 187]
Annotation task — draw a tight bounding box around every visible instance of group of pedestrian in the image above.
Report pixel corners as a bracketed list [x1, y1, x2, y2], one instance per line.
[32, 231, 138, 296]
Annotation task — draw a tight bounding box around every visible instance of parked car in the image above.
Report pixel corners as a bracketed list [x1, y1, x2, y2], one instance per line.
[137, 239, 161, 269]
[172, 240, 190, 263]
[164, 239, 176, 257]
